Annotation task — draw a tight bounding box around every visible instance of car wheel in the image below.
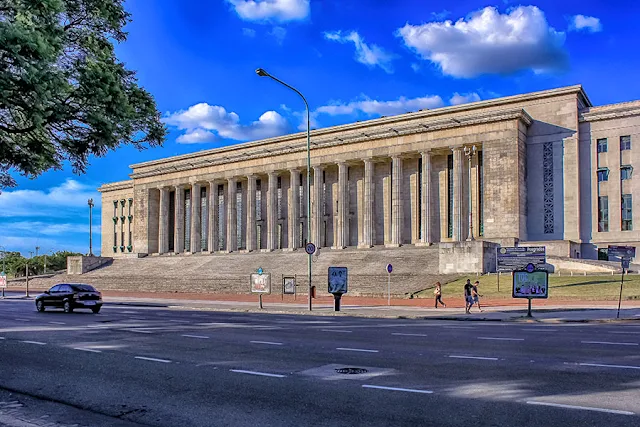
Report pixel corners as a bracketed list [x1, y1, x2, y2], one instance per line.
[91, 306, 101, 314]
[63, 301, 73, 313]
[36, 300, 45, 312]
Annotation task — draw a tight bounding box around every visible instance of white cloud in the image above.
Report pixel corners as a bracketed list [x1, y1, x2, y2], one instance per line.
[242, 27, 256, 37]
[431, 10, 451, 20]
[569, 15, 602, 33]
[324, 30, 396, 73]
[0, 179, 100, 218]
[316, 94, 444, 117]
[270, 26, 287, 43]
[0, 235, 90, 256]
[3, 221, 100, 236]
[176, 129, 218, 144]
[164, 103, 289, 143]
[397, 5, 567, 78]
[449, 92, 481, 105]
[411, 63, 421, 72]
[227, 0, 310, 22]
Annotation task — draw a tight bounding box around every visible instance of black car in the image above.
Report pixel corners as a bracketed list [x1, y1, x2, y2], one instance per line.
[35, 284, 103, 314]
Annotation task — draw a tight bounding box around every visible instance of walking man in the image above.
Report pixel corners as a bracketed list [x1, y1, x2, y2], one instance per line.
[471, 280, 483, 312]
[464, 279, 473, 314]
[434, 282, 446, 308]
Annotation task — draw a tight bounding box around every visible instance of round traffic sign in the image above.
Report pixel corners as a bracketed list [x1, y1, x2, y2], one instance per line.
[305, 242, 316, 255]
[257, 267, 263, 275]
[386, 264, 393, 274]
[525, 263, 535, 273]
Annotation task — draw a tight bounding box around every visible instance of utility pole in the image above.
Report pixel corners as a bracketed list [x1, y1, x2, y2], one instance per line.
[35, 246, 40, 257]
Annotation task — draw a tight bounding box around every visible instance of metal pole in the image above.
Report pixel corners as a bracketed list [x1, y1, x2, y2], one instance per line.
[25, 262, 29, 298]
[617, 268, 625, 319]
[88, 199, 94, 256]
[387, 273, 391, 306]
[44, 254, 47, 274]
[527, 297, 532, 317]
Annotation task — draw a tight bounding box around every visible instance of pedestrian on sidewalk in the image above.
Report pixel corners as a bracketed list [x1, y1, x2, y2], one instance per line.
[464, 279, 473, 314]
[434, 282, 446, 308]
[471, 280, 484, 312]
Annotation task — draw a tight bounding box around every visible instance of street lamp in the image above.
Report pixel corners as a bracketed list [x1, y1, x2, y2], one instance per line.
[44, 250, 55, 274]
[256, 68, 314, 311]
[88, 198, 94, 256]
[464, 145, 477, 241]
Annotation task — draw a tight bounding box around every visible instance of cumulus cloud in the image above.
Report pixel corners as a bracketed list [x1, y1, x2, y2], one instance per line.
[242, 27, 256, 37]
[316, 94, 444, 117]
[270, 26, 287, 43]
[324, 30, 396, 73]
[226, 0, 310, 22]
[4, 221, 100, 236]
[164, 103, 289, 143]
[397, 5, 568, 78]
[569, 15, 602, 33]
[449, 92, 481, 105]
[431, 10, 451, 20]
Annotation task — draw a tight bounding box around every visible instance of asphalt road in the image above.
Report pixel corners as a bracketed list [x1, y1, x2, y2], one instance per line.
[1, 299, 639, 426]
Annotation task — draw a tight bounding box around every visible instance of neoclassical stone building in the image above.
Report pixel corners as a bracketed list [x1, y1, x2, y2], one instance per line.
[99, 85, 640, 263]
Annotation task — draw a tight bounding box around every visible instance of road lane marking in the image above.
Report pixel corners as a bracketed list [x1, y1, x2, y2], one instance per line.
[448, 355, 498, 361]
[20, 341, 46, 345]
[182, 334, 210, 339]
[609, 331, 640, 334]
[478, 337, 524, 341]
[443, 326, 475, 329]
[14, 318, 31, 322]
[321, 329, 353, 333]
[336, 347, 379, 353]
[392, 333, 428, 337]
[526, 401, 634, 416]
[127, 329, 153, 334]
[521, 329, 557, 332]
[74, 348, 102, 353]
[230, 369, 286, 378]
[250, 341, 283, 346]
[48, 321, 66, 325]
[581, 341, 638, 346]
[362, 385, 433, 394]
[579, 363, 640, 370]
[169, 320, 190, 323]
[0, 337, 5, 340]
[134, 356, 171, 363]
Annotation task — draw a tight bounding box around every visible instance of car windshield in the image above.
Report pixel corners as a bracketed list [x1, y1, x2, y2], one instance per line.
[70, 284, 97, 292]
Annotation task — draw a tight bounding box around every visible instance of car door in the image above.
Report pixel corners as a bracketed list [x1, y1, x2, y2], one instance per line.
[44, 285, 60, 307]
[58, 285, 73, 307]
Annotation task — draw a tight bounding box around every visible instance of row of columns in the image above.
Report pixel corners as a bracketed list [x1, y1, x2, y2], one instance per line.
[154, 149, 476, 255]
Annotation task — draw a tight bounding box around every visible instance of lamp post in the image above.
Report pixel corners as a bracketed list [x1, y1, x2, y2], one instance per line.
[464, 145, 477, 241]
[44, 250, 54, 274]
[0, 245, 5, 274]
[256, 68, 314, 311]
[88, 198, 94, 256]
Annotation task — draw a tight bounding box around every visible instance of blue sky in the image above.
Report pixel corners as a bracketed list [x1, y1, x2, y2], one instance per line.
[1, 0, 639, 256]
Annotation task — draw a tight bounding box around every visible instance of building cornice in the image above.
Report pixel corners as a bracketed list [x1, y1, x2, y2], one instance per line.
[579, 101, 640, 122]
[98, 180, 134, 193]
[129, 108, 533, 180]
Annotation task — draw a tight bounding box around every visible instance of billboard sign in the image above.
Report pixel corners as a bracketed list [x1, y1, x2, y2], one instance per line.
[0, 273, 6, 289]
[250, 273, 271, 294]
[608, 245, 636, 260]
[513, 270, 549, 299]
[283, 276, 296, 295]
[497, 246, 546, 272]
[328, 267, 348, 295]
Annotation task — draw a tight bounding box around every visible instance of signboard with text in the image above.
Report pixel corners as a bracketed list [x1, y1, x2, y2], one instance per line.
[250, 273, 271, 294]
[497, 246, 546, 272]
[0, 274, 6, 288]
[328, 267, 348, 294]
[513, 270, 549, 299]
[608, 245, 636, 260]
[282, 276, 296, 295]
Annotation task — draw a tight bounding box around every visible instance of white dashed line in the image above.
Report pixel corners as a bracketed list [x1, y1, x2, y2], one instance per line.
[448, 355, 498, 361]
[127, 329, 153, 334]
[521, 328, 557, 332]
[14, 318, 31, 322]
[581, 341, 638, 346]
[443, 326, 475, 329]
[182, 334, 209, 339]
[169, 320, 190, 323]
[391, 333, 428, 337]
[134, 356, 171, 363]
[609, 331, 640, 334]
[478, 337, 524, 341]
[20, 341, 46, 345]
[579, 363, 640, 370]
[0, 337, 5, 340]
[230, 369, 286, 378]
[321, 329, 353, 333]
[526, 401, 634, 416]
[48, 321, 66, 325]
[74, 348, 102, 353]
[336, 347, 379, 353]
[362, 385, 433, 394]
[250, 341, 283, 346]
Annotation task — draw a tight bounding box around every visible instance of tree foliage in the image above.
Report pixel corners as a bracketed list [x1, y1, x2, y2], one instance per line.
[0, 250, 82, 277]
[0, 0, 166, 189]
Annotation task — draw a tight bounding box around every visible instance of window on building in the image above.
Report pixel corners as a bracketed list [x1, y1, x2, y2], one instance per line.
[597, 138, 608, 153]
[113, 201, 117, 217]
[184, 189, 191, 251]
[597, 168, 609, 182]
[201, 187, 208, 251]
[236, 182, 243, 250]
[621, 166, 633, 180]
[622, 194, 633, 231]
[417, 157, 422, 240]
[277, 176, 282, 220]
[598, 248, 608, 261]
[598, 196, 608, 232]
[620, 135, 631, 151]
[447, 154, 453, 238]
[256, 179, 262, 221]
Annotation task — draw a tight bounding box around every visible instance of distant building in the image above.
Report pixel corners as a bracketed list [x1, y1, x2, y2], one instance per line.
[99, 85, 640, 264]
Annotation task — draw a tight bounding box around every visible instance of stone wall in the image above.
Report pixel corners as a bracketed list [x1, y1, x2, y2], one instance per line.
[439, 241, 499, 274]
[67, 256, 113, 275]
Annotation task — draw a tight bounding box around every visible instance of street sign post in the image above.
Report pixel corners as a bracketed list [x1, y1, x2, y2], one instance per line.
[0, 272, 6, 298]
[251, 271, 271, 309]
[608, 245, 636, 319]
[386, 264, 392, 306]
[328, 266, 348, 311]
[512, 269, 549, 317]
[305, 242, 316, 255]
[497, 246, 546, 292]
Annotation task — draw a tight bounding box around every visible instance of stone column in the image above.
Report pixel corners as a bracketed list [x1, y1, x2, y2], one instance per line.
[208, 181, 218, 252]
[360, 158, 374, 248]
[190, 182, 201, 253]
[312, 165, 323, 247]
[174, 185, 185, 254]
[336, 162, 348, 248]
[158, 187, 170, 254]
[246, 175, 256, 251]
[420, 151, 432, 244]
[288, 169, 299, 250]
[390, 156, 403, 246]
[266, 171, 277, 251]
[227, 178, 237, 252]
[452, 147, 463, 241]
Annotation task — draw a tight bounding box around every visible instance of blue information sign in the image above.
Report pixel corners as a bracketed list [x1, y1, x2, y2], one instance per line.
[497, 247, 546, 272]
[386, 264, 393, 274]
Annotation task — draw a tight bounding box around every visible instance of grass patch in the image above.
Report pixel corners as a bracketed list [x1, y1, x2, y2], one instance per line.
[414, 274, 640, 301]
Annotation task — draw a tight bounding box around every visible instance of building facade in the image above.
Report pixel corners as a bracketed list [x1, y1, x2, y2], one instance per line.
[98, 85, 640, 261]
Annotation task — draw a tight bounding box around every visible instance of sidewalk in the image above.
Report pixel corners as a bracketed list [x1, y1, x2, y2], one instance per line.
[3, 289, 639, 323]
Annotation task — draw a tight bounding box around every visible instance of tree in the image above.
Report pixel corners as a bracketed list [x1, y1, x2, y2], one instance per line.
[0, 0, 166, 189]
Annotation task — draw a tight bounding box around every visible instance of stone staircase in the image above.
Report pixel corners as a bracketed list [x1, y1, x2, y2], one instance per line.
[15, 246, 460, 298]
